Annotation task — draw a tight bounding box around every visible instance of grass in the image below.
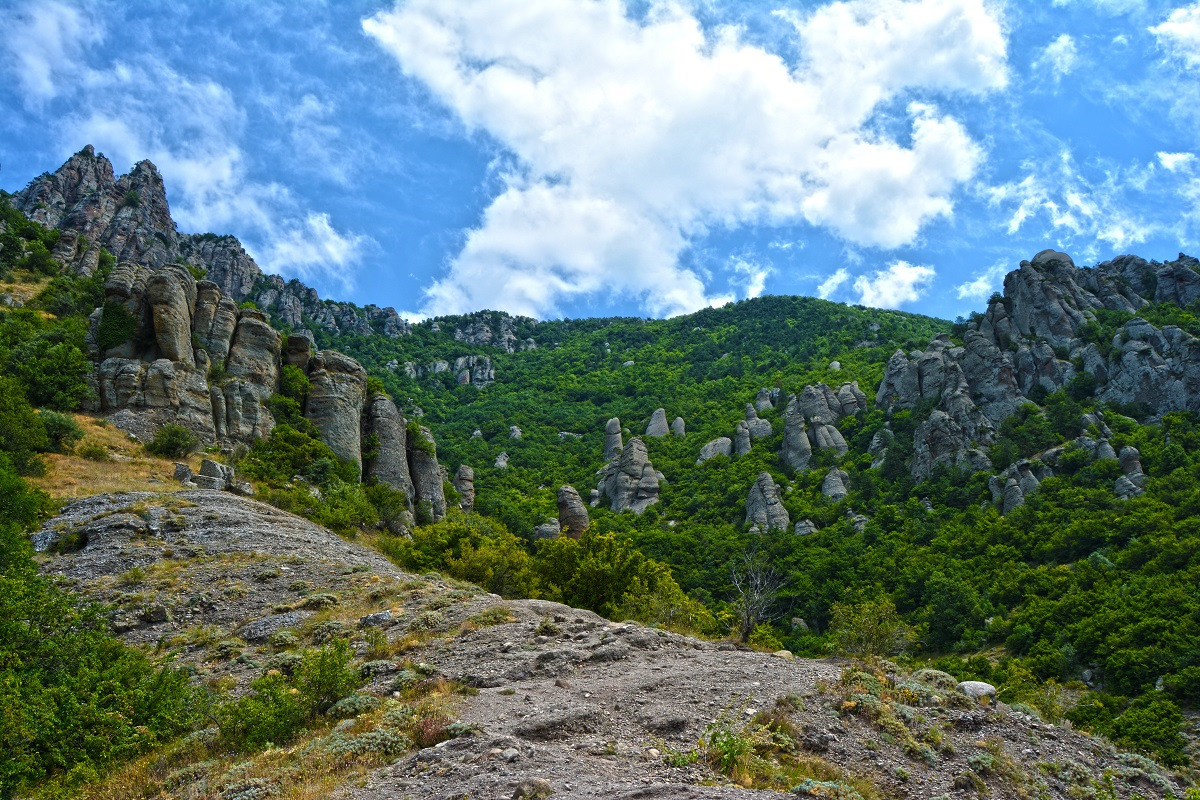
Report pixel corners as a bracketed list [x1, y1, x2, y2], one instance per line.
[0, 270, 52, 305]
[28, 414, 211, 499]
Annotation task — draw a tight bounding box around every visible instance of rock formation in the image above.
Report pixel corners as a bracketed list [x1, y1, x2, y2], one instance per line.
[363, 394, 415, 507]
[1115, 446, 1147, 499]
[671, 416, 686, 437]
[453, 465, 475, 512]
[745, 472, 790, 532]
[734, 421, 752, 457]
[603, 417, 623, 461]
[557, 485, 590, 538]
[781, 396, 812, 472]
[305, 351, 368, 474]
[696, 438, 732, 464]
[821, 469, 850, 501]
[596, 438, 660, 514]
[794, 519, 819, 536]
[744, 404, 772, 439]
[495, 452, 510, 469]
[646, 408, 669, 437]
[408, 425, 448, 522]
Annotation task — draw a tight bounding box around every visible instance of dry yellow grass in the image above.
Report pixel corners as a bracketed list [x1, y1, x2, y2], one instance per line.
[0, 271, 52, 305]
[28, 413, 211, 499]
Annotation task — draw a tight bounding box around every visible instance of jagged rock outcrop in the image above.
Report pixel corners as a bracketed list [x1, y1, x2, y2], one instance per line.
[754, 389, 774, 412]
[781, 395, 812, 472]
[671, 417, 686, 437]
[733, 421, 752, 457]
[403, 355, 495, 387]
[453, 465, 475, 512]
[305, 351, 368, 474]
[911, 410, 992, 482]
[509, 426, 523, 440]
[16, 146, 412, 340]
[596, 438, 660, 514]
[797, 382, 866, 424]
[533, 519, 561, 539]
[448, 311, 536, 353]
[603, 417, 623, 461]
[744, 404, 772, 439]
[408, 425, 448, 522]
[745, 472, 790, 532]
[646, 408, 669, 437]
[821, 469, 850, 501]
[363, 394, 415, 507]
[696, 437, 732, 464]
[809, 421, 849, 456]
[495, 452, 509, 469]
[557, 485, 589, 538]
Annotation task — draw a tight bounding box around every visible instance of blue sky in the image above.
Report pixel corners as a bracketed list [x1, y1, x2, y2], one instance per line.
[4, 0, 1200, 323]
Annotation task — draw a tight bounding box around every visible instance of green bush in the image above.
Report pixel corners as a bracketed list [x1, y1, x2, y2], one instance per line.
[38, 410, 83, 453]
[0, 376, 49, 474]
[97, 302, 137, 352]
[146, 424, 199, 458]
[278, 364, 310, 403]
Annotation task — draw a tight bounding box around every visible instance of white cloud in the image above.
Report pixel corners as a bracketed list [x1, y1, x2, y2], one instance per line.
[364, 0, 1007, 318]
[817, 268, 851, 299]
[1052, 0, 1145, 12]
[955, 262, 1008, 300]
[986, 150, 1158, 252]
[1033, 34, 1078, 80]
[1151, 4, 1200, 68]
[853, 261, 936, 308]
[1158, 151, 1196, 170]
[3, 1, 101, 105]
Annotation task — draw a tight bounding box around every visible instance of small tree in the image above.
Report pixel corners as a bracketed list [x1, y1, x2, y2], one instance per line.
[146, 424, 199, 458]
[828, 598, 916, 658]
[729, 551, 786, 643]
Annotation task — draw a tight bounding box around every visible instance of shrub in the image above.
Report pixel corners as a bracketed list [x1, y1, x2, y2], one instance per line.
[296, 639, 360, 714]
[96, 302, 137, 352]
[278, 364, 310, 402]
[828, 598, 916, 658]
[38, 410, 83, 453]
[76, 440, 111, 461]
[147, 424, 199, 458]
[217, 671, 309, 750]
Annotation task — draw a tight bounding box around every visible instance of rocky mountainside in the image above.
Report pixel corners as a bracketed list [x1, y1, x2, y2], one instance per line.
[32, 490, 1187, 800]
[14, 146, 410, 339]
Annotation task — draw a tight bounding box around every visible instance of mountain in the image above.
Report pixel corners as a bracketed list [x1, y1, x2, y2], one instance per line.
[1, 149, 1198, 798]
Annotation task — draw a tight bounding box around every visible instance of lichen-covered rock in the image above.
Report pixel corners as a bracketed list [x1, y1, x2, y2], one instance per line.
[745, 472, 789, 532]
[305, 350, 366, 474]
[645, 408, 669, 438]
[557, 485, 589, 538]
[696, 437, 732, 465]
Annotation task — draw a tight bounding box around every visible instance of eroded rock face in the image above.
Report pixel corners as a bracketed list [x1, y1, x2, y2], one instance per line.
[557, 485, 590, 538]
[145, 264, 197, 366]
[744, 404, 772, 439]
[646, 408, 670, 438]
[408, 425, 448, 522]
[781, 396, 812, 473]
[696, 437, 732, 465]
[746, 472, 789, 532]
[596, 438, 660, 514]
[734, 421, 752, 457]
[912, 411, 992, 482]
[603, 417, 623, 461]
[454, 465, 476, 512]
[305, 351, 367, 474]
[821, 469, 850, 501]
[363, 394, 415, 508]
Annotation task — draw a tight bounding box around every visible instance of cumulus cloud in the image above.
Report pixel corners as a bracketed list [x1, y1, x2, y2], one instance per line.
[955, 262, 1008, 300]
[1033, 34, 1079, 80]
[364, 0, 1007, 318]
[3, 0, 101, 104]
[853, 261, 936, 308]
[817, 268, 851, 299]
[1151, 3, 1200, 68]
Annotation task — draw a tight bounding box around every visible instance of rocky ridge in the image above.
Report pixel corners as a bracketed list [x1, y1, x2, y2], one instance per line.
[31, 491, 1186, 800]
